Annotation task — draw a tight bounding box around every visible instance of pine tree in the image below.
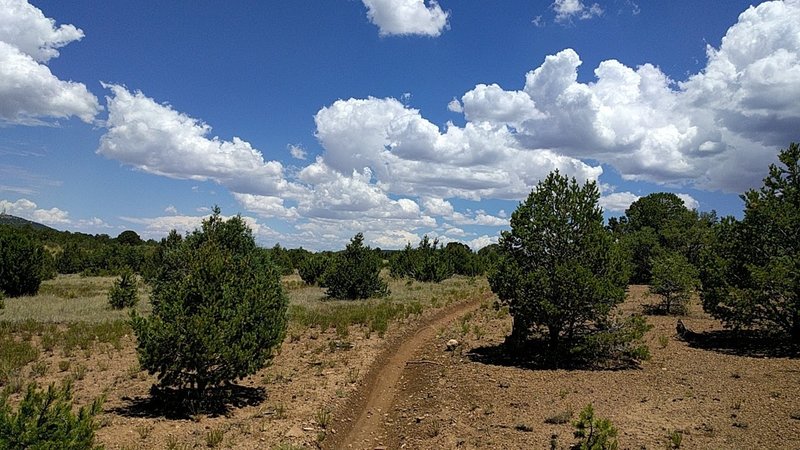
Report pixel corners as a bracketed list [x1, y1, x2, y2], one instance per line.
[131, 207, 288, 396]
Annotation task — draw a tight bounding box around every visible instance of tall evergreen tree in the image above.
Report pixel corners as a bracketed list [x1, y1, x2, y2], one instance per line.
[701, 143, 800, 341]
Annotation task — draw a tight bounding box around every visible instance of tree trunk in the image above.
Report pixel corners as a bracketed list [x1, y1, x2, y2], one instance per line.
[792, 312, 800, 343]
[507, 314, 528, 349]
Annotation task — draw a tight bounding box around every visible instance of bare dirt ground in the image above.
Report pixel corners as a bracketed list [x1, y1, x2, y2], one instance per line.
[370, 286, 800, 450]
[5, 284, 800, 449]
[323, 293, 489, 449]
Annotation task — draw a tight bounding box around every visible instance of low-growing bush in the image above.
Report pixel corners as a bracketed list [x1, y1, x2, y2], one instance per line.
[0, 381, 104, 449]
[573, 404, 618, 450]
[108, 268, 139, 309]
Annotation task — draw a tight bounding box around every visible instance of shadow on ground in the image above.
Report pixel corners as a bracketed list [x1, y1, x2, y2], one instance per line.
[110, 384, 266, 419]
[680, 329, 800, 359]
[466, 340, 640, 371]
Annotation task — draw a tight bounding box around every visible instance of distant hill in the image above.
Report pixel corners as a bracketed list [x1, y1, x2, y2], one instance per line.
[0, 213, 57, 232]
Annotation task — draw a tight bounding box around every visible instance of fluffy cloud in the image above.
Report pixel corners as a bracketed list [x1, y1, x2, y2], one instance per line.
[0, 0, 84, 62]
[466, 235, 498, 250]
[0, 1, 99, 125]
[552, 0, 603, 23]
[443, 1, 800, 193]
[676, 193, 700, 211]
[0, 198, 70, 225]
[98, 84, 307, 198]
[362, 0, 449, 37]
[598, 192, 639, 212]
[314, 96, 602, 201]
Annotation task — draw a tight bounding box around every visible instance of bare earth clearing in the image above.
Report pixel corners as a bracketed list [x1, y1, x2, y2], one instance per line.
[3, 280, 799, 449]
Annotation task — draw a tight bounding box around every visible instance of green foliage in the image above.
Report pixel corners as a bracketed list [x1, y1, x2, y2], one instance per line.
[570, 315, 652, 366]
[614, 193, 713, 284]
[0, 226, 46, 297]
[131, 207, 288, 394]
[0, 381, 104, 450]
[489, 171, 631, 355]
[323, 233, 388, 300]
[298, 253, 328, 285]
[701, 143, 800, 341]
[263, 244, 295, 276]
[393, 236, 454, 283]
[107, 268, 139, 309]
[116, 230, 142, 246]
[619, 227, 662, 284]
[443, 242, 484, 276]
[572, 404, 619, 450]
[649, 252, 698, 315]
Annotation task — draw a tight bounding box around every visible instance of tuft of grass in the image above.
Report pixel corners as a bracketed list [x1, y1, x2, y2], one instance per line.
[315, 407, 332, 429]
[668, 429, 683, 448]
[515, 423, 534, 432]
[658, 335, 669, 349]
[545, 410, 573, 425]
[0, 333, 39, 384]
[204, 428, 225, 448]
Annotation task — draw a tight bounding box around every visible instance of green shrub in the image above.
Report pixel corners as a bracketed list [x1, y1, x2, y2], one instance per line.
[323, 233, 388, 300]
[649, 252, 698, 315]
[0, 226, 46, 297]
[573, 404, 618, 450]
[298, 254, 328, 285]
[131, 207, 288, 396]
[389, 236, 454, 283]
[0, 381, 104, 449]
[108, 268, 139, 309]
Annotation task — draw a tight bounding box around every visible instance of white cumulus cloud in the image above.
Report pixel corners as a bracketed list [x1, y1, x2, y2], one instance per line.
[598, 192, 640, 212]
[362, 0, 449, 37]
[0, 1, 99, 125]
[98, 84, 307, 199]
[0, 198, 70, 225]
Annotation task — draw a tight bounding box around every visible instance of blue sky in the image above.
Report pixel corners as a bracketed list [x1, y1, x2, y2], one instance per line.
[1, 0, 799, 250]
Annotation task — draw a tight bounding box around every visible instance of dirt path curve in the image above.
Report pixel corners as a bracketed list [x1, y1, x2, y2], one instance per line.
[324, 294, 488, 450]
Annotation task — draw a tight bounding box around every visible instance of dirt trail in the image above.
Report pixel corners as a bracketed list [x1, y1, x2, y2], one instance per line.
[324, 295, 486, 449]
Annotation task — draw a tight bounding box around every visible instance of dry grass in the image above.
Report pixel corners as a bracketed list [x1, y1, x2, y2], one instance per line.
[1, 275, 151, 323]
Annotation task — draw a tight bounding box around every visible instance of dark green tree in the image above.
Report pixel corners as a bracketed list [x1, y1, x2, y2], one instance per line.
[131, 208, 288, 396]
[388, 243, 415, 279]
[444, 242, 483, 276]
[701, 143, 800, 341]
[116, 230, 142, 246]
[408, 236, 453, 283]
[323, 233, 388, 300]
[489, 171, 632, 354]
[108, 268, 139, 309]
[298, 253, 328, 285]
[649, 252, 698, 315]
[0, 226, 46, 297]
